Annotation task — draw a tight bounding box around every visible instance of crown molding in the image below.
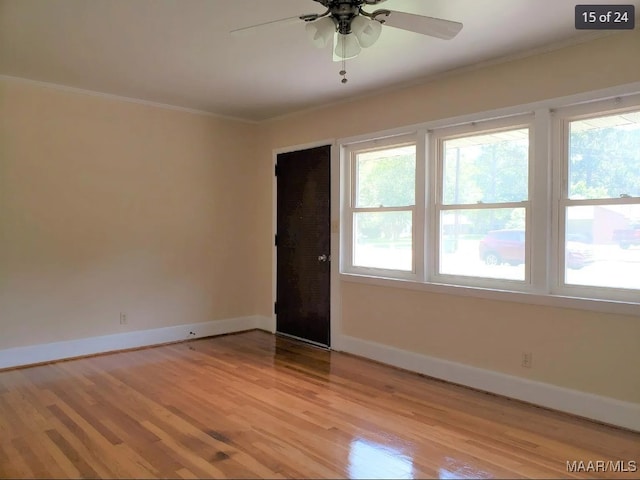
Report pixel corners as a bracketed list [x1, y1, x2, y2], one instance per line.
[0, 74, 259, 125]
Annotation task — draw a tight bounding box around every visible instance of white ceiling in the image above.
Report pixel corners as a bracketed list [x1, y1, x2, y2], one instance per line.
[0, 0, 635, 121]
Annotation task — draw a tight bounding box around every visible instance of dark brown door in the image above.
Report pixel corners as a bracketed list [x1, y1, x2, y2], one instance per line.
[276, 145, 331, 347]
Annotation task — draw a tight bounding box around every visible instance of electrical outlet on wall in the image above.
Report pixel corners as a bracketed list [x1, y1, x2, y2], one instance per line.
[522, 352, 533, 368]
[120, 312, 127, 325]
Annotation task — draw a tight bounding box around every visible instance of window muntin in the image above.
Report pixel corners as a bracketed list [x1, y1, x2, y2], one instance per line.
[436, 126, 531, 283]
[562, 109, 640, 292]
[347, 141, 417, 275]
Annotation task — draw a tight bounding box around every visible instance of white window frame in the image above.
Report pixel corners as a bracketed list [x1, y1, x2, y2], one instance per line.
[429, 115, 536, 291]
[552, 94, 640, 303]
[342, 133, 423, 281]
[338, 83, 640, 316]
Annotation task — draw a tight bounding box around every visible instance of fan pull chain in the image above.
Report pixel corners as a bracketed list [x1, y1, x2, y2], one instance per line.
[340, 43, 348, 84]
[339, 67, 347, 84]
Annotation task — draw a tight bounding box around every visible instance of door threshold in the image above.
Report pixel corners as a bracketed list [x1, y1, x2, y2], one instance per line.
[276, 332, 330, 350]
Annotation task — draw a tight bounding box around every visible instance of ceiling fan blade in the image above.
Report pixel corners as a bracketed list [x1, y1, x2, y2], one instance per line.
[382, 10, 463, 40]
[230, 15, 307, 37]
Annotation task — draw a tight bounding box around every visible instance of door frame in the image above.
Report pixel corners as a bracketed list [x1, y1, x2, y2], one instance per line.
[271, 139, 342, 350]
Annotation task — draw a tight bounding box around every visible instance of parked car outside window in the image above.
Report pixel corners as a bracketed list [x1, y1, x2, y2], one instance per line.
[479, 229, 594, 269]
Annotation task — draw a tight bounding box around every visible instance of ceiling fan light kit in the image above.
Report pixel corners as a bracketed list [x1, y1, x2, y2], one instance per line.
[335, 32, 362, 60]
[305, 16, 335, 48]
[350, 15, 382, 49]
[232, 0, 463, 84]
[305, 14, 381, 56]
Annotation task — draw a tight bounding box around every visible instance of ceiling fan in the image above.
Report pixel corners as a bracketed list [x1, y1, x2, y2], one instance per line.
[231, 0, 463, 83]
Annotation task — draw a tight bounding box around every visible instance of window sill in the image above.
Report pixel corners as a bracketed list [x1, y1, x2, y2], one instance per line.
[340, 273, 640, 317]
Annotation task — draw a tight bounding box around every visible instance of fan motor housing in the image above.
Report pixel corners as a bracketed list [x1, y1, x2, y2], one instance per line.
[313, 0, 387, 34]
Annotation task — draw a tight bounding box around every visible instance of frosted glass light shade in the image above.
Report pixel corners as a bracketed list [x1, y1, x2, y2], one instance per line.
[334, 33, 361, 59]
[351, 16, 382, 48]
[305, 17, 335, 48]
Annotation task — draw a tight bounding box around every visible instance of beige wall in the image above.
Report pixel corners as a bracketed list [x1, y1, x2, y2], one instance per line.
[263, 31, 640, 147]
[0, 80, 262, 349]
[258, 30, 640, 403]
[343, 282, 640, 402]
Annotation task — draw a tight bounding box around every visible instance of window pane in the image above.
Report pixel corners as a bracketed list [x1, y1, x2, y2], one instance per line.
[355, 145, 415, 208]
[442, 129, 528, 205]
[440, 208, 526, 281]
[569, 111, 640, 200]
[565, 205, 640, 290]
[354, 211, 412, 271]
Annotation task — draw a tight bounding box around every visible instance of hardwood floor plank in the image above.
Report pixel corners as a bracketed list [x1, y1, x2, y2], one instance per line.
[139, 420, 225, 477]
[50, 387, 123, 445]
[175, 467, 199, 479]
[11, 436, 59, 479]
[0, 330, 637, 479]
[44, 429, 94, 478]
[0, 436, 38, 478]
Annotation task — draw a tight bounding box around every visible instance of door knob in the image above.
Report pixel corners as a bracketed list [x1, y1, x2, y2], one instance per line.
[318, 254, 328, 262]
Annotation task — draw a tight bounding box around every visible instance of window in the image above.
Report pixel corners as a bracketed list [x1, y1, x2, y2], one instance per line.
[344, 137, 417, 277]
[559, 106, 640, 294]
[339, 91, 640, 309]
[434, 123, 531, 284]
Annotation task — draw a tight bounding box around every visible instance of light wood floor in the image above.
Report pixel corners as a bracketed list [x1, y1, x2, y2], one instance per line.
[0, 330, 638, 479]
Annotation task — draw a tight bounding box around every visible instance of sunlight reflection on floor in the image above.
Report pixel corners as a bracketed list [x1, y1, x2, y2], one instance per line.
[348, 437, 414, 479]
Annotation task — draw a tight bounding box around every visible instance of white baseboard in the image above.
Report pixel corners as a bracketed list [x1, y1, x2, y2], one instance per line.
[0, 315, 272, 370]
[254, 314, 276, 333]
[337, 334, 640, 432]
